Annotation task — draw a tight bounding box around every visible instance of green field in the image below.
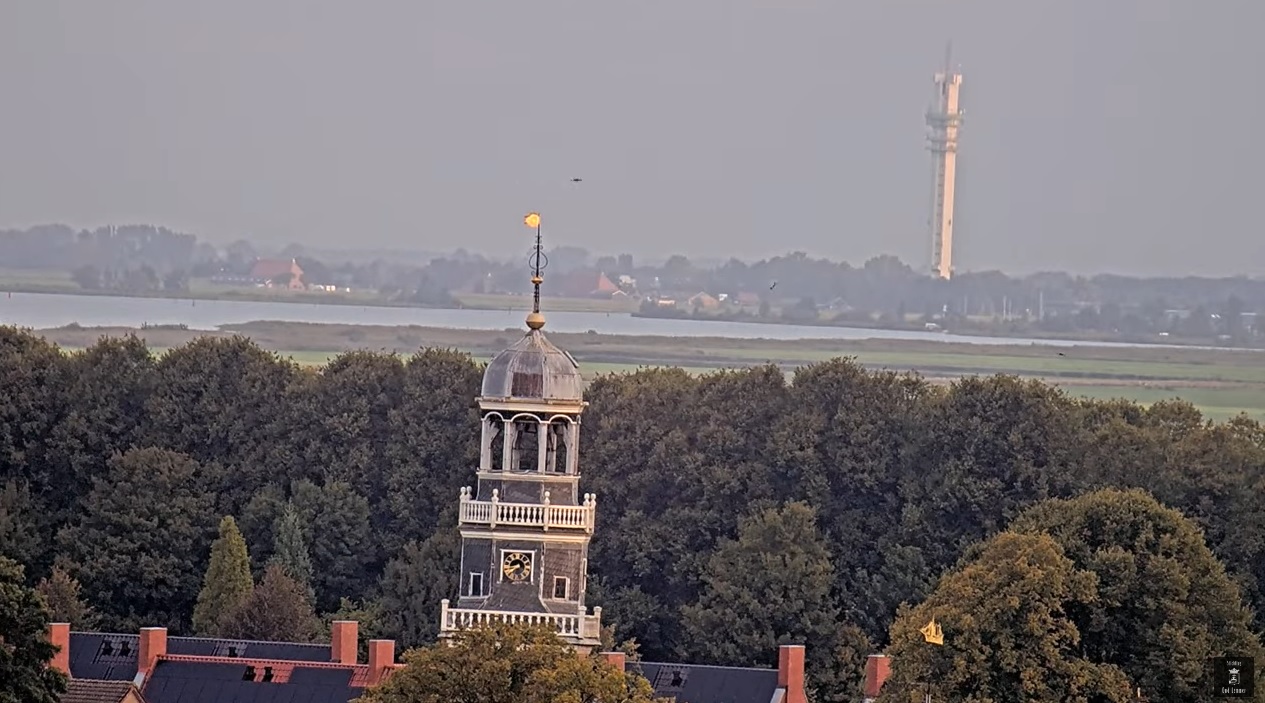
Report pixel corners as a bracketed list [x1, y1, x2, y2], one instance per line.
[39, 320, 1265, 423]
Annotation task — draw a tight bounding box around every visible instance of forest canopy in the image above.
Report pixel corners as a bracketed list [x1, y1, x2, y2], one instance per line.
[2, 327, 1265, 700]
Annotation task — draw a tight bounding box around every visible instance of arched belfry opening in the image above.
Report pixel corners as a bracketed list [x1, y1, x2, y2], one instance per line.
[546, 417, 577, 474]
[480, 412, 504, 471]
[509, 414, 541, 472]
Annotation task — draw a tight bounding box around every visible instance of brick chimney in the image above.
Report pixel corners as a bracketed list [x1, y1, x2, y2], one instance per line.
[600, 651, 627, 672]
[48, 623, 70, 676]
[366, 639, 395, 686]
[331, 620, 359, 665]
[138, 627, 168, 678]
[777, 645, 807, 703]
[863, 654, 891, 701]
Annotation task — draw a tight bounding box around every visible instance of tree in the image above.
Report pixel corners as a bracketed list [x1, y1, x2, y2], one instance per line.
[288, 480, 375, 612]
[0, 480, 42, 571]
[269, 505, 315, 603]
[220, 565, 320, 642]
[1010, 488, 1265, 701]
[0, 556, 67, 703]
[35, 566, 98, 629]
[354, 621, 661, 703]
[57, 448, 216, 632]
[879, 532, 1134, 703]
[378, 532, 458, 648]
[682, 502, 856, 699]
[193, 516, 255, 636]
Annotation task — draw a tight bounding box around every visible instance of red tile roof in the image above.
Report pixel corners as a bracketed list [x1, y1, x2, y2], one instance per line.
[60, 679, 144, 703]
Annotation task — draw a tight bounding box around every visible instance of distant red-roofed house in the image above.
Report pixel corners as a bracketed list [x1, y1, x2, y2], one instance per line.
[555, 270, 624, 299]
[248, 259, 305, 289]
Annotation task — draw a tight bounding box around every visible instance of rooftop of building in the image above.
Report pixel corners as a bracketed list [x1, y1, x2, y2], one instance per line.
[51, 623, 810, 703]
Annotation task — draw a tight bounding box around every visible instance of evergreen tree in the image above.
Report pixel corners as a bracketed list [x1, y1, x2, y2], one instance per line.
[0, 556, 67, 703]
[193, 516, 254, 636]
[269, 505, 315, 603]
[221, 565, 320, 642]
[682, 502, 857, 700]
[57, 447, 216, 632]
[378, 531, 458, 648]
[35, 566, 99, 629]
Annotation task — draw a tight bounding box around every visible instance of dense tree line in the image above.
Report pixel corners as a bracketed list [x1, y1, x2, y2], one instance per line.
[3, 326, 1265, 700]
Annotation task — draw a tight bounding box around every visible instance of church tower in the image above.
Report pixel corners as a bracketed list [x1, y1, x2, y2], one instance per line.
[438, 213, 602, 652]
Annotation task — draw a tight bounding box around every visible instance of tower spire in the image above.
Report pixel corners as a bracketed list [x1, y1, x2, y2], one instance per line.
[524, 212, 547, 330]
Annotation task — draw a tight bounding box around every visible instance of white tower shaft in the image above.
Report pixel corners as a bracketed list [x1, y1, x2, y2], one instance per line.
[926, 45, 963, 280]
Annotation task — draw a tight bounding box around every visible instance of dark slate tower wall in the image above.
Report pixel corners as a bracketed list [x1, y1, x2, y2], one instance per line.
[457, 536, 590, 613]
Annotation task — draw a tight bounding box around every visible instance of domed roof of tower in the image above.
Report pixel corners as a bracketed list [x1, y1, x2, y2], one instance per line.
[480, 329, 584, 402]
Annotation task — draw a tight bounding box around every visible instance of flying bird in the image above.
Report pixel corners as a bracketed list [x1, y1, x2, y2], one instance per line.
[570, 177, 583, 182]
[769, 281, 778, 290]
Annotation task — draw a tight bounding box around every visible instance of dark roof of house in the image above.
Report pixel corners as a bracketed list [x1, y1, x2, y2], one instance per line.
[67, 632, 332, 681]
[635, 661, 781, 703]
[60, 679, 143, 703]
[142, 660, 361, 703]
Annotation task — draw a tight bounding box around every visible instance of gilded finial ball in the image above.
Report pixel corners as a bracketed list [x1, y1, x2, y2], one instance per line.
[526, 311, 546, 330]
[524, 212, 541, 229]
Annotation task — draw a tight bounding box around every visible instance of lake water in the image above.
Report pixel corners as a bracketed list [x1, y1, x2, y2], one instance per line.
[0, 291, 1219, 350]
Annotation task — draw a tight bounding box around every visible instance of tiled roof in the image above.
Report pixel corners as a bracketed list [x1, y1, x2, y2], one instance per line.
[248, 258, 301, 280]
[142, 659, 360, 703]
[635, 661, 781, 703]
[60, 679, 142, 703]
[67, 632, 331, 681]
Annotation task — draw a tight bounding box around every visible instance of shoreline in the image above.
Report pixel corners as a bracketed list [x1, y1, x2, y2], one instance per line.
[1, 285, 1258, 352]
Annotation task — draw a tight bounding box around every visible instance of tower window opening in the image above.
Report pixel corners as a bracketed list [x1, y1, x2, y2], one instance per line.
[243, 665, 257, 681]
[546, 421, 570, 474]
[469, 572, 485, 597]
[262, 666, 274, 682]
[553, 576, 570, 600]
[511, 420, 540, 472]
[511, 371, 543, 397]
[485, 419, 504, 471]
[117, 641, 131, 657]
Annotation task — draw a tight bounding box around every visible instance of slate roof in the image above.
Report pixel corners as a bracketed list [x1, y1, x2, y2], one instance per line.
[142, 660, 361, 703]
[67, 632, 331, 681]
[60, 679, 143, 703]
[635, 661, 781, 703]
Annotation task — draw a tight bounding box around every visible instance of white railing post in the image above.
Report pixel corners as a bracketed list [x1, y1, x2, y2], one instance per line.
[542, 491, 551, 532]
[440, 599, 450, 632]
[490, 489, 499, 529]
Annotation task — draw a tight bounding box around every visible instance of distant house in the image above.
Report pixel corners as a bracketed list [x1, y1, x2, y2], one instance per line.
[556, 270, 623, 299]
[248, 258, 305, 289]
[687, 292, 720, 310]
[734, 292, 762, 306]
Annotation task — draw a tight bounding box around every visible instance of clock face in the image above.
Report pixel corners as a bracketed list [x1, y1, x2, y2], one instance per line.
[502, 551, 533, 582]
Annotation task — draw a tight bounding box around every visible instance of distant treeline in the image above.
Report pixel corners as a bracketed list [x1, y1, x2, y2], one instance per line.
[3, 327, 1265, 698]
[2, 224, 1264, 343]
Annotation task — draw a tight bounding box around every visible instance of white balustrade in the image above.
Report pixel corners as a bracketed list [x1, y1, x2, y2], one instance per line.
[458, 487, 597, 532]
[439, 599, 602, 640]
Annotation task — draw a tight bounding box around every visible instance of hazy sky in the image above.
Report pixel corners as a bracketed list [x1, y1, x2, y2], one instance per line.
[3, 1, 1263, 276]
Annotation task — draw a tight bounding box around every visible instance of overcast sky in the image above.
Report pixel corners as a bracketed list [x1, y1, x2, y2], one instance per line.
[2, 1, 1262, 276]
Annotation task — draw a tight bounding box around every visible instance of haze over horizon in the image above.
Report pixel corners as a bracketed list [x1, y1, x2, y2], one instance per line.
[2, 1, 1262, 278]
